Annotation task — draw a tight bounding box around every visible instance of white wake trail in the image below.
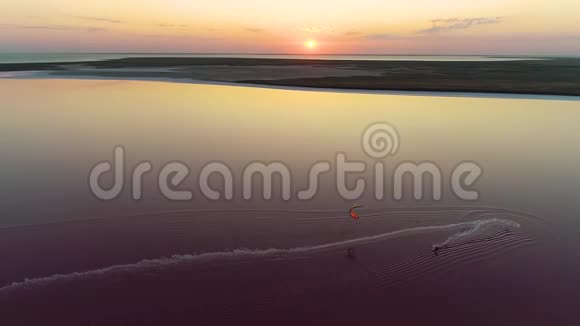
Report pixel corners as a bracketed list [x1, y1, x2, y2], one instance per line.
[0, 218, 519, 294]
[434, 218, 520, 248]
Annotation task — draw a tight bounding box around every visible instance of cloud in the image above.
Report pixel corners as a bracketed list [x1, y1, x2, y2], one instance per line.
[246, 27, 264, 33]
[343, 31, 361, 37]
[6, 24, 106, 32]
[420, 17, 503, 33]
[137, 33, 224, 42]
[72, 16, 121, 24]
[302, 25, 334, 33]
[364, 33, 395, 40]
[157, 23, 191, 29]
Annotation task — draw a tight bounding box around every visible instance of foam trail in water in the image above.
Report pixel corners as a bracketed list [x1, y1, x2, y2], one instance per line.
[434, 218, 520, 249]
[0, 218, 519, 294]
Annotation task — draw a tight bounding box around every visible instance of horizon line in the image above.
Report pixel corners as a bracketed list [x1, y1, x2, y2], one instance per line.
[0, 52, 575, 57]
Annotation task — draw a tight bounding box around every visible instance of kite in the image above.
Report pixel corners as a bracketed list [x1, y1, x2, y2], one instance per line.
[349, 205, 362, 220]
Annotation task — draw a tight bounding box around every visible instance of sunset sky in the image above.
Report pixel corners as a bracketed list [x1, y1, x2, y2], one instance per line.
[1, 0, 579, 55]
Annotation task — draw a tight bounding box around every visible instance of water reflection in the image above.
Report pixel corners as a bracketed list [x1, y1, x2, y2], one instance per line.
[1, 79, 580, 324]
[1, 79, 579, 226]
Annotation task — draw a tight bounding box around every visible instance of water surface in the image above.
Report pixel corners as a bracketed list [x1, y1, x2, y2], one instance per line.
[0, 79, 579, 325]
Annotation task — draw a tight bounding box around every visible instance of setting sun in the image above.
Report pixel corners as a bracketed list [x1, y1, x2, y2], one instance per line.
[305, 39, 318, 49]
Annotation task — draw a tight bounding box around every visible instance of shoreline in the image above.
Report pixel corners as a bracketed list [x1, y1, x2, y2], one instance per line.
[4, 73, 580, 101]
[1, 57, 580, 97]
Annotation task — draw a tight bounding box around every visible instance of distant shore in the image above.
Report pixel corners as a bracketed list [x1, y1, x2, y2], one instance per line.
[2, 57, 580, 96]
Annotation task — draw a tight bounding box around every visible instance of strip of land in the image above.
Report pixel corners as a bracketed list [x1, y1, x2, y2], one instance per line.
[1, 57, 580, 96]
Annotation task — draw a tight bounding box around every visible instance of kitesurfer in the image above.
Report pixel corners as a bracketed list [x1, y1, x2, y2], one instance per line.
[432, 245, 441, 255]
